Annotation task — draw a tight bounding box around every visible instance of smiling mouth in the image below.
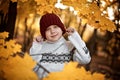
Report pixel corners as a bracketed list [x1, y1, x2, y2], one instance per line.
[51, 34, 58, 37]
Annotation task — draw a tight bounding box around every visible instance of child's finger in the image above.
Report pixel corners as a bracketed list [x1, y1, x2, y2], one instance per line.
[66, 27, 75, 33]
[34, 36, 43, 42]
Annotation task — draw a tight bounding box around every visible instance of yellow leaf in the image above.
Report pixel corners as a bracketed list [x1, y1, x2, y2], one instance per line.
[0, 39, 22, 58]
[92, 72, 105, 80]
[35, 0, 60, 15]
[81, 18, 88, 25]
[2, 54, 38, 80]
[43, 62, 105, 80]
[0, 32, 9, 39]
[0, 32, 38, 80]
[62, 0, 116, 32]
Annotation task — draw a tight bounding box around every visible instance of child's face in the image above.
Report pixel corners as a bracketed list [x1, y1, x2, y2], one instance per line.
[45, 25, 63, 42]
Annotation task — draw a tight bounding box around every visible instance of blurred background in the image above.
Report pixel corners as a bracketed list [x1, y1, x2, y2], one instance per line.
[0, 0, 120, 80]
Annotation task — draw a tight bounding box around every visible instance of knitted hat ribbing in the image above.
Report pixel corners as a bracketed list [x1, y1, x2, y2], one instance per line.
[40, 13, 66, 39]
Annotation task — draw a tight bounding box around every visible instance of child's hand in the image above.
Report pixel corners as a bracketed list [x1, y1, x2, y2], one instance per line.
[66, 27, 75, 36]
[33, 35, 44, 43]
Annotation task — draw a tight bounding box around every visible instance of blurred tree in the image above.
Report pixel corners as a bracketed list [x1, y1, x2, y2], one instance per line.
[0, 0, 17, 40]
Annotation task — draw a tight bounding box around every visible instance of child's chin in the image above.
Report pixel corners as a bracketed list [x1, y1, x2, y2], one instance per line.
[51, 38, 60, 42]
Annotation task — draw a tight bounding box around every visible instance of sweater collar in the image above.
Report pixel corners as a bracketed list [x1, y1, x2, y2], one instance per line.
[40, 36, 67, 53]
[46, 36, 66, 45]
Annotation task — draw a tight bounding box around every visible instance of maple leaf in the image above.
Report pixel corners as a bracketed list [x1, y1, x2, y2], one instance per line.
[0, 31, 9, 39]
[0, 58, 6, 79]
[37, 5, 61, 15]
[81, 18, 88, 25]
[62, 0, 116, 32]
[43, 62, 105, 80]
[0, 39, 5, 47]
[0, 39, 22, 58]
[35, 0, 60, 15]
[0, 32, 38, 80]
[1, 53, 38, 80]
[35, 0, 48, 5]
[62, 0, 87, 7]
[92, 72, 105, 80]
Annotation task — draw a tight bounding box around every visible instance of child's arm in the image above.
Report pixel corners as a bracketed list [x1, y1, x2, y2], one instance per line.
[29, 36, 43, 62]
[67, 28, 91, 64]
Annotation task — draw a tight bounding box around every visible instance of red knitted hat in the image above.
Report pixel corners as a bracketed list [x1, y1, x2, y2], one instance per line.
[40, 13, 66, 39]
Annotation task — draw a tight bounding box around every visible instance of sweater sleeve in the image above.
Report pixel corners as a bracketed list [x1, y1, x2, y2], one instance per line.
[29, 42, 43, 62]
[68, 31, 91, 64]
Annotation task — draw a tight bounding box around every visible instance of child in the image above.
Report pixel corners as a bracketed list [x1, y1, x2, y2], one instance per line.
[30, 13, 91, 78]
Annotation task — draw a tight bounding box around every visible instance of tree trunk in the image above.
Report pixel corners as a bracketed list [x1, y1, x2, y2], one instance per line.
[0, 1, 17, 40]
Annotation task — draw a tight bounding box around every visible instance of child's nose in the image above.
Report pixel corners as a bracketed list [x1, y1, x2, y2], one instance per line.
[51, 28, 55, 33]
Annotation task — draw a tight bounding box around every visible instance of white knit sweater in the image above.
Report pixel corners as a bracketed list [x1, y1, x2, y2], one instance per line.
[30, 31, 91, 78]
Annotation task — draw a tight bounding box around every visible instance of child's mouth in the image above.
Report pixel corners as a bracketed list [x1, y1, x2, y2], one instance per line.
[51, 34, 58, 37]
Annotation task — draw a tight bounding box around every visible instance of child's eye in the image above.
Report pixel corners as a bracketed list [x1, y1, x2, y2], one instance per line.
[54, 25, 58, 28]
[46, 27, 50, 31]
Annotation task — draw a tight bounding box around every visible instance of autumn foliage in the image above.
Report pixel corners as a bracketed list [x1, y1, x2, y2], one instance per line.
[9, 0, 116, 32]
[43, 62, 105, 80]
[0, 32, 106, 80]
[46, 0, 116, 32]
[0, 32, 38, 80]
[0, 0, 117, 80]
[62, 0, 116, 32]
